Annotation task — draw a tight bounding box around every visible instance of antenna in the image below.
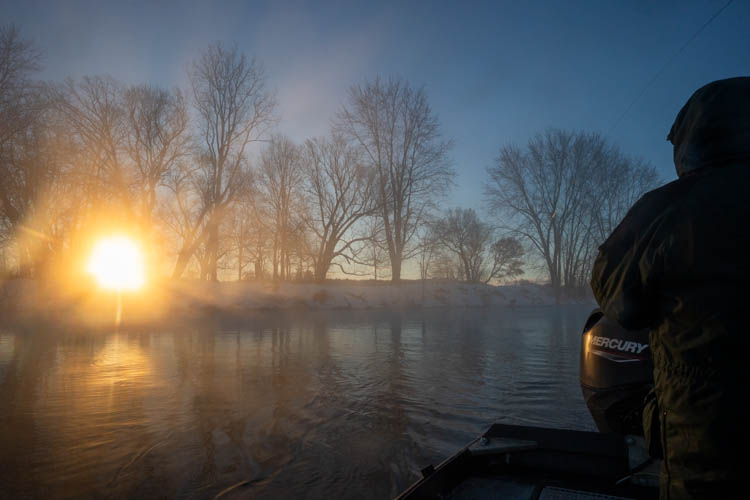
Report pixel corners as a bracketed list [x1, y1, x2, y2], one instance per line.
[609, 0, 734, 134]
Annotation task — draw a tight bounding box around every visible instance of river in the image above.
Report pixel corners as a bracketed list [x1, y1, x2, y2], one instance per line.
[0, 306, 595, 499]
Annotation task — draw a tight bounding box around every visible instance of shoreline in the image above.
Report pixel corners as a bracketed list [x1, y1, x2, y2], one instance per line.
[0, 278, 595, 328]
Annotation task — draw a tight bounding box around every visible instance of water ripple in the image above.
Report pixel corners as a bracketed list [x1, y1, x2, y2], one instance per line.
[0, 306, 595, 499]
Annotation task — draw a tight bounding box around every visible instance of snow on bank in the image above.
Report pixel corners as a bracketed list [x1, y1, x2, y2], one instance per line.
[166, 280, 593, 311]
[0, 279, 594, 322]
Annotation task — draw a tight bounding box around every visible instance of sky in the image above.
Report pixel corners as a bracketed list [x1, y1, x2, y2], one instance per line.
[2, 0, 748, 213]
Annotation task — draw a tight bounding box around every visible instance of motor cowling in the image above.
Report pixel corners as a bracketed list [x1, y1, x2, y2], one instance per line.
[580, 309, 653, 435]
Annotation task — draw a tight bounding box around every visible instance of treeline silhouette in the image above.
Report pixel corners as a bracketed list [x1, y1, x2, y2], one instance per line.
[0, 25, 658, 296]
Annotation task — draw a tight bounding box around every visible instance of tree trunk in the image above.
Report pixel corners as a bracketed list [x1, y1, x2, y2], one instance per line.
[272, 235, 279, 280]
[172, 246, 194, 279]
[391, 256, 402, 282]
[206, 216, 219, 281]
[237, 243, 243, 281]
[314, 255, 330, 282]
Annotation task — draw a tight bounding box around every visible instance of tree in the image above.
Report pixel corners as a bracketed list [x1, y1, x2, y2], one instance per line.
[0, 24, 41, 147]
[337, 77, 453, 282]
[163, 158, 207, 279]
[430, 249, 457, 280]
[363, 215, 388, 280]
[432, 208, 524, 284]
[590, 154, 659, 244]
[240, 200, 273, 280]
[181, 42, 276, 281]
[257, 135, 303, 280]
[416, 224, 439, 281]
[0, 104, 75, 277]
[227, 197, 266, 280]
[52, 76, 132, 214]
[484, 129, 658, 298]
[123, 85, 189, 233]
[302, 134, 377, 280]
[46, 77, 192, 276]
[0, 24, 57, 276]
[487, 237, 525, 283]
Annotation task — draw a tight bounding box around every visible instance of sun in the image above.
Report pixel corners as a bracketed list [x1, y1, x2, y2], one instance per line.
[86, 236, 146, 291]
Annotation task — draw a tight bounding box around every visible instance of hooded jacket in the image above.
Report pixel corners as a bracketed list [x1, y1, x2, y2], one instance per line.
[591, 77, 750, 499]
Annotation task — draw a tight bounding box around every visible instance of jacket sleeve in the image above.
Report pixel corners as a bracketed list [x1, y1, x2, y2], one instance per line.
[591, 193, 671, 330]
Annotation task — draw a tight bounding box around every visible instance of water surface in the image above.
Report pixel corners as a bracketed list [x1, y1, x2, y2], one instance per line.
[0, 306, 595, 499]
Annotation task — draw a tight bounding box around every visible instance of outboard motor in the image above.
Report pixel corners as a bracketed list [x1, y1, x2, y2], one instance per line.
[580, 309, 653, 435]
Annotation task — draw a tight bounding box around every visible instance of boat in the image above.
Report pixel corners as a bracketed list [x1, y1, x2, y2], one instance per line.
[395, 422, 659, 499]
[396, 310, 660, 499]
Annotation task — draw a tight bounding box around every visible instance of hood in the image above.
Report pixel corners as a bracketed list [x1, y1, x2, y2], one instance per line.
[668, 77, 750, 177]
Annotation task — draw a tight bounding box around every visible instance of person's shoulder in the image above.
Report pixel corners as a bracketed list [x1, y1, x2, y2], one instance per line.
[627, 177, 685, 222]
[599, 177, 687, 250]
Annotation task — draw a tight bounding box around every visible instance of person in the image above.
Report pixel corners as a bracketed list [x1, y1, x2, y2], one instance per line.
[590, 77, 750, 499]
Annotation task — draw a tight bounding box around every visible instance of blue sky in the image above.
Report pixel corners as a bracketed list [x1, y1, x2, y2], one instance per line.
[3, 0, 748, 212]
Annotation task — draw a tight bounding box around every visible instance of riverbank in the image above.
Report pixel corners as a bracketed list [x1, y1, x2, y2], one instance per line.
[167, 279, 592, 310]
[0, 278, 594, 326]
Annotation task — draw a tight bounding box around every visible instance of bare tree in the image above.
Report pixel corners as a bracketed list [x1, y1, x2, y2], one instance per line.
[257, 135, 303, 280]
[484, 129, 658, 298]
[52, 76, 132, 215]
[0, 24, 62, 276]
[591, 154, 659, 243]
[430, 249, 457, 281]
[0, 105, 76, 277]
[123, 85, 189, 233]
[432, 208, 524, 284]
[227, 198, 253, 280]
[182, 42, 276, 281]
[163, 158, 207, 278]
[362, 215, 388, 280]
[433, 208, 487, 283]
[337, 77, 453, 282]
[487, 237, 525, 284]
[51, 76, 193, 280]
[226, 192, 278, 281]
[0, 24, 41, 147]
[245, 202, 272, 280]
[302, 134, 377, 280]
[416, 224, 439, 281]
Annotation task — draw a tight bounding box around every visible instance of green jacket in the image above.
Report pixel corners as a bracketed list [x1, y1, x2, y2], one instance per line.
[591, 77, 750, 500]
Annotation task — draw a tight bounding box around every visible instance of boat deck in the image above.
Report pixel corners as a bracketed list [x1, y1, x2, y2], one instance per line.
[396, 424, 659, 500]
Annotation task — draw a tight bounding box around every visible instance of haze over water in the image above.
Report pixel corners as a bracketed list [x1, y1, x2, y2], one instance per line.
[0, 306, 593, 499]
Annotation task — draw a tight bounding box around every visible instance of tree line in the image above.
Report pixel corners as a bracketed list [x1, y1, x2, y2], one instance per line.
[0, 25, 658, 294]
[483, 128, 659, 297]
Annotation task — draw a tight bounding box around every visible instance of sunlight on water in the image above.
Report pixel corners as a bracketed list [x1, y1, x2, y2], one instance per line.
[0, 307, 594, 499]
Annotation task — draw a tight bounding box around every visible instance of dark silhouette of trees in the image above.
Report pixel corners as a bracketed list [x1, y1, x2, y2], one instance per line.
[124, 85, 189, 234]
[302, 134, 377, 280]
[432, 208, 524, 284]
[0, 24, 58, 277]
[53, 76, 132, 214]
[257, 135, 303, 281]
[484, 129, 658, 298]
[1, 27, 662, 289]
[179, 42, 277, 281]
[0, 24, 41, 147]
[337, 77, 453, 282]
[487, 237, 525, 284]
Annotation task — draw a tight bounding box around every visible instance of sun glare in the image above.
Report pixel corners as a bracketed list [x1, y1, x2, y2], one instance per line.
[86, 236, 146, 291]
